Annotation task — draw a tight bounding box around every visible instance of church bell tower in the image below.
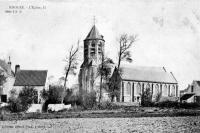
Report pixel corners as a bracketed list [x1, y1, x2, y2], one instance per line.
[79, 24, 105, 93]
[83, 25, 105, 65]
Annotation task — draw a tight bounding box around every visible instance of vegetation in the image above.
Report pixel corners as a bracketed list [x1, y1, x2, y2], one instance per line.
[107, 34, 137, 102]
[41, 85, 64, 112]
[0, 72, 6, 86]
[141, 88, 153, 107]
[155, 92, 162, 102]
[63, 89, 81, 106]
[81, 91, 97, 109]
[63, 41, 80, 103]
[8, 87, 38, 113]
[97, 52, 114, 102]
[116, 34, 137, 69]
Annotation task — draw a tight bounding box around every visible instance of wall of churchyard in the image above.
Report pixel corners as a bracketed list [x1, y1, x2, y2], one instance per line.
[121, 80, 178, 103]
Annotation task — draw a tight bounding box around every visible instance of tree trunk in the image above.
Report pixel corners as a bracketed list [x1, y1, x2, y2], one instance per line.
[99, 74, 103, 103]
[62, 69, 69, 103]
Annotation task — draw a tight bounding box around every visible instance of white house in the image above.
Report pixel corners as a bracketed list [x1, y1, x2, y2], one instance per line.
[13, 65, 48, 103]
[180, 80, 200, 103]
[0, 58, 15, 102]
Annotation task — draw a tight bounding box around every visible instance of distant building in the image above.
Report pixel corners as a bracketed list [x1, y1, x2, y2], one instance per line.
[110, 66, 179, 103]
[0, 58, 15, 102]
[14, 65, 48, 103]
[180, 80, 200, 103]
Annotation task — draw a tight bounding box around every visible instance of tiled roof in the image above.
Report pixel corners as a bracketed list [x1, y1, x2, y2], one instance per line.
[119, 66, 178, 84]
[14, 70, 47, 86]
[85, 25, 104, 40]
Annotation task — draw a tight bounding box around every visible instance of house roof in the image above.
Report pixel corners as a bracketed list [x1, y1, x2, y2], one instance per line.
[85, 25, 104, 40]
[14, 70, 47, 86]
[193, 80, 200, 86]
[119, 66, 178, 84]
[0, 59, 14, 76]
[180, 93, 195, 101]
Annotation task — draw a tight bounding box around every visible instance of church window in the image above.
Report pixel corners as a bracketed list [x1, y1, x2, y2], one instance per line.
[98, 43, 102, 53]
[92, 43, 95, 47]
[171, 85, 175, 97]
[144, 83, 150, 92]
[125, 82, 131, 96]
[191, 86, 194, 92]
[168, 85, 170, 96]
[154, 84, 159, 97]
[136, 83, 141, 95]
[163, 84, 168, 96]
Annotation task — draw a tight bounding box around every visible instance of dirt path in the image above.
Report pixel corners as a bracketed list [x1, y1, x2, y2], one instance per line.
[0, 117, 200, 133]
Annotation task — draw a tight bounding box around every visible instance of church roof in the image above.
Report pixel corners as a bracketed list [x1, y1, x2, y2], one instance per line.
[119, 66, 178, 84]
[85, 25, 104, 40]
[14, 70, 47, 86]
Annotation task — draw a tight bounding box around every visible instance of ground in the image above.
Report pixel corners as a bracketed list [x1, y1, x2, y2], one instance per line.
[0, 117, 200, 132]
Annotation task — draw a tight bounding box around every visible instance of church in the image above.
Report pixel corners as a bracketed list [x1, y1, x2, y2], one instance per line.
[78, 24, 179, 103]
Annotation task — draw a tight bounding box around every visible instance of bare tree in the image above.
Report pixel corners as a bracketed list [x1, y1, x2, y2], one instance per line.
[108, 34, 137, 102]
[63, 41, 79, 103]
[97, 53, 114, 102]
[117, 34, 137, 70]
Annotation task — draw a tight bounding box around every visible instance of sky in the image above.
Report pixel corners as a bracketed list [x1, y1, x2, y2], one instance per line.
[0, 0, 200, 89]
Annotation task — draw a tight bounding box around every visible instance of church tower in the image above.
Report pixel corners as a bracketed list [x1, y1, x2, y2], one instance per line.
[84, 25, 105, 64]
[79, 25, 105, 94]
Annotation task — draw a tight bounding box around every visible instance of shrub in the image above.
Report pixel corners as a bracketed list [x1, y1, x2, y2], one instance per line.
[47, 85, 63, 103]
[8, 97, 23, 113]
[97, 101, 120, 110]
[179, 102, 200, 109]
[64, 89, 82, 106]
[154, 100, 179, 108]
[81, 91, 97, 109]
[7, 87, 38, 113]
[141, 88, 153, 107]
[155, 92, 162, 102]
[41, 85, 64, 112]
[18, 86, 38, 110]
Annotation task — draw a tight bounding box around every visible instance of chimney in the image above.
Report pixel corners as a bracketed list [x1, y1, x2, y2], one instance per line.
[15, 65, 20, 76]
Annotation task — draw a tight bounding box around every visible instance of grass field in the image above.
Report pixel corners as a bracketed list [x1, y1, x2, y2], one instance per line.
[0, 116, 200, 133]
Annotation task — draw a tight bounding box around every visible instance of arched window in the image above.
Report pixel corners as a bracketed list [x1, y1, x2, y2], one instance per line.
[125, 82, 131, 96]
[168, 85, 170, 96]
[154, 84, 159, 96]
[136, 83, 141, 95]
[144, 83, 151, 93]
[163, 84, 168, 96]
[171, 85, 175, 97]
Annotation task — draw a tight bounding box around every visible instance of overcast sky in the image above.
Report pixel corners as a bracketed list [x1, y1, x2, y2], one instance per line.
[0, 0, 200, 89]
